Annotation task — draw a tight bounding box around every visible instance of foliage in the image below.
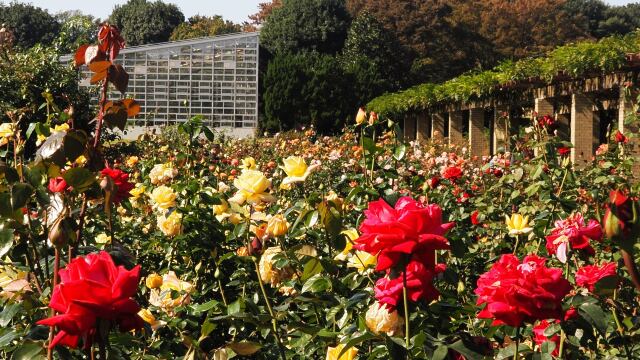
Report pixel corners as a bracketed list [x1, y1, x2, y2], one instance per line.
[263, 51, 355, 133]
[54, 11, 99, 54]
[109, 0, 184, 46]
[368, 31, 640, 117]
[0, 45, 92, 133]
[169, 15, 241, 41]
[260, 0, 351, 55]
[341, 12, 406, 106]
[0, 2, 60, 48]
[247, 0, 283, 27]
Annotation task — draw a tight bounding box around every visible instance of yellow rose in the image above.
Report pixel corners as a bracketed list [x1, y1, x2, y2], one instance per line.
[138, 308, 165, 330]
[230, 169, 275, 205]
[157, 211, 182, 237]
[145, 273, 163, 289]
[0, 123, 16, 146]
[95, 233, 111, 246]
[229, 213, 243, 225]
[74, 155, 87, 166]
[36, 134, 47, 146]
[130, 184, 146, 199]
[150, 185, 176, 211]
[280, 156, 319, 186]
[326, 343, 358, 360]
[240, 157, 256, 170]
[259, 247, 293, 287]
[365, 302, 404, 336]
[266, 214, 288, 237]
[505, 213, 533, 236]
[149, 163, 178, 185]
[126, 156, 139, 167]
[355, 107, 366, 125]
[334, 229, 358, 261]
[52, 123, 70, 133]
[160, 271, 193, 293]
[212, 199, 229, 215]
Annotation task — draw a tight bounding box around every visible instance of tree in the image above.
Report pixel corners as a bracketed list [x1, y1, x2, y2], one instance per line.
[170, 15, 241, 41]
[109, 0, 184, 46]
[341, 12, 406, 105]
[264, 52, 354, 133]
[260, 0, 351, 55]
[56, 11, 99, 53]
[247, 0, 282, 27]
[452, 0, 589, 59]
[598, 4, 640, 38]
[346, 0, 498, 83]
[563, 0, 607, 37]
[0, 2, 60, 48]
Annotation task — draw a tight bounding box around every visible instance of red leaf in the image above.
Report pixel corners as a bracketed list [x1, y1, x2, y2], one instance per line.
[74, 45, 89, 67]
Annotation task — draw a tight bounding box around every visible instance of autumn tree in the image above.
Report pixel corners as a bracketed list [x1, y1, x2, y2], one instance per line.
[247, 0, 282, 27]
[346, 0, 497, 83]
[109, 0, 184, 46]
[170, 15, 241, 41]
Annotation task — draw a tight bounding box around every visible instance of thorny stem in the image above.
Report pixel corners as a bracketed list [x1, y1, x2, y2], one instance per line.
[513, 326, 520, 360]
[558, 261, 570, 358]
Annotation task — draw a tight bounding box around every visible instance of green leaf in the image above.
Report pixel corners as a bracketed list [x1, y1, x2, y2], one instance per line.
[0, 228, 13, 258]
[338, 333, 376, 358]
[192, 300, 219, 314]
[63, 130, 88, 163]
[393, 144, 407, 161]
[579, 303, 609, 335]
[432, 345, 449, 360]
[301, 258, 324, 281]
[62, 168, 95, 193]
[301, 274, 331, 293]
[11, 341, 45, 360]
[593, 275, 619, 297]
[448, 339, 489, 360]
[0, 303, 21, 327]
[11, 183, 33, 211]
[0, 329, 17, 347]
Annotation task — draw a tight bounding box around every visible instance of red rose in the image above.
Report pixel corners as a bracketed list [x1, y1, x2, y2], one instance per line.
[471, 211, 480, 225]
[374, 260, 441, 310]
[615, 130, 628, 144]
[37, 251, 143, 349]
[603, 190, 640, 244]
[442, 166, 463, 181]
[558, 147, 571, 157]
[538, 115, 555, 128]
[545, 213, 602, 263]
[533, 320, 560, 356]
[428, 176, 440, 189]
[354, 197, 454, 271]
[576, 262, 618, 292]
[101, 167, 134, 204]
[475, 254, 572, 327]
[48, 177, 68, 193]
[564, 307, 578, 321]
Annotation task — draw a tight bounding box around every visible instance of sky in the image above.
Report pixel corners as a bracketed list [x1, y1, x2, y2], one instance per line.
[19, 1, 264, 23]
[13, 0, 640, 23]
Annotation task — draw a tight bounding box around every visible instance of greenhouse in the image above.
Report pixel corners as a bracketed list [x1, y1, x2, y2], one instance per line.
[62, 32, 260, 136]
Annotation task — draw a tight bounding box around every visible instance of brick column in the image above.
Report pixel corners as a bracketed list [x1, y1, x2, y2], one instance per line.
[534, 98, 554, 118]
[469, 108, 489, 157]
[403, 116, 416, 141]
[556, 113, 571, 141]
[571, 93, 594, 164]
[449, 111, 465, 146]
[432, 113, 446, 139]
[416, 112, 431, 141]
[493, 105, 509, 154]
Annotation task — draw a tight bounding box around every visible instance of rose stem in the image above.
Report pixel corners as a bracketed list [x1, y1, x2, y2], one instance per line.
[403, 268, 411, 359]
[253, 258, 286, 360]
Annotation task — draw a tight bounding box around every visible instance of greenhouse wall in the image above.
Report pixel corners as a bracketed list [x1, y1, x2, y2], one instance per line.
[61, 32, 260, 138]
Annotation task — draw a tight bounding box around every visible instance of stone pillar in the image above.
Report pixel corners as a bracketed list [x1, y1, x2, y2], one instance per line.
[403, 116, 416, 141]
[571, 93, 594, 164]
[469, 108, 489, 157]
[449, 111, 465, 146]
[493, 105, 510, 154]
[556, 113, 571, 141]
[432, 113, 446, 140]
[534, 98, 554, 118]
[416, 112, 431, 141]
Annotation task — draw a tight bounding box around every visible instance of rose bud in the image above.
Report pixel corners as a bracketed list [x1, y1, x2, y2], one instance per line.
[615, 130, 628, 144]
[48, 177, 68, 193]
[603, 190, 640, 248]
[249, 237, 263, 256]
